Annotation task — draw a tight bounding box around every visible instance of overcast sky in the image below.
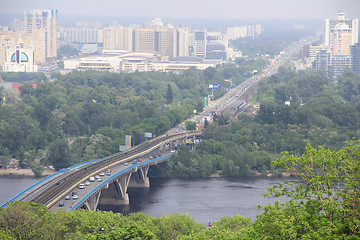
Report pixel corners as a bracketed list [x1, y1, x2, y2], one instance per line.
[1, 0, 359, 19]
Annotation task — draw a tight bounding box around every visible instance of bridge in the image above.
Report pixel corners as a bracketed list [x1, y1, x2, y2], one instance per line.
[1, 132, 202, 211]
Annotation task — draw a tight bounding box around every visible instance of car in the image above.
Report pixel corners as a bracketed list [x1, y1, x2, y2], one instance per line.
[65, 195, 70, 200]
[59, 202, 64, 207]
[89, 177, 95, 182]
[79, 183, 85, 189]
[132, 159, 137, 164]
[97, 177, 102, 182]
[85, 181, 90, 186]
[124, 162, 129, 166]
[95, 175, 100, 179]
[72, 191, 77, 196]
[106, 170, 111, 175]
[72, 195, 78, 199]
[137, 159, 142, 162]
[99, 172, 105, 176]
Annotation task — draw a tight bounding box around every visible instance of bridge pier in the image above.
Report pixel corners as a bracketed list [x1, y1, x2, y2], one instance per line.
[128, 165, 150, 188]
[84, 191, 101, 211]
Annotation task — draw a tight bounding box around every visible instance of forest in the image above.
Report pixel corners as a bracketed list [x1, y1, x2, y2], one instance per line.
[157, 67, 360, 177]
[0, 58, 266, 174]
[1, 139, 360, 239]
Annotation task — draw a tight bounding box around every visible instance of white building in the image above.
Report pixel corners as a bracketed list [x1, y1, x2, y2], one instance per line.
[324, 12, 359, 55]
[3, 42, 38, 72]
[64, 52, 221, 73]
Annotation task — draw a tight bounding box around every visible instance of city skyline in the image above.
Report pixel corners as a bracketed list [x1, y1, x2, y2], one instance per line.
[1, 0, 360, 20]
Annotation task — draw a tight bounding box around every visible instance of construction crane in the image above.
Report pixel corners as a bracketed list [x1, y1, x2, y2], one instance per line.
[0, 75, 6, 106]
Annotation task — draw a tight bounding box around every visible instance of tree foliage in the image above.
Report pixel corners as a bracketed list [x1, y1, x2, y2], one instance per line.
[246, 140, 360, 239]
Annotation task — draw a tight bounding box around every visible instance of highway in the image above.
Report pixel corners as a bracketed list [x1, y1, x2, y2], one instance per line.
[184, 34, 318, 126]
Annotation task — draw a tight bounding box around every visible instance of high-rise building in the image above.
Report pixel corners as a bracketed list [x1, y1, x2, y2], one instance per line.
[24, 9, 58, 62]
[324, 11, 359, 55]
[177, 28, 189, 57]
[194, 30, 207, 59]
[351, 43, 360, 75]
[103, 25, 133, 51]
[155, 26, 177, 58]
[133, 28, 156, 52]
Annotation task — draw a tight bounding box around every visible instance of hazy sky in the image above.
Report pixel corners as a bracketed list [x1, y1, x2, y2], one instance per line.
[1, 0, 359, 19]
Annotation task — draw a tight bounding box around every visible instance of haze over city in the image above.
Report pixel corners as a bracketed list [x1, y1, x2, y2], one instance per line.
[1, 0, 360, 19]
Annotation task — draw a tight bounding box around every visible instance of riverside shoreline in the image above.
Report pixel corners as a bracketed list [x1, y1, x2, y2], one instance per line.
[0, 168, 57, 177]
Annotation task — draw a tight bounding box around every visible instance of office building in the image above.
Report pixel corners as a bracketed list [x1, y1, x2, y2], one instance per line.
[324, 11, 359, 55]
[206, 42, 227, 60]
[132, 28, 156, 52]
[194, 30, 207, 59]
[316, 49, 351, 77]
[24, 9, 58, 62]
[303, 44, 324, 62]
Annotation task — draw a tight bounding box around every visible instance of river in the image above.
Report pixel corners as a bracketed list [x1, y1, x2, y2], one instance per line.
[0, 176, 287, 224]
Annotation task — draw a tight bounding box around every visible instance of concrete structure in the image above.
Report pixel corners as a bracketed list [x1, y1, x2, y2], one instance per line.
[2, 132, 202, 211]
[153, 58, 222, 72]
[65, 28, 103, 44]
[64, 52, 221, 72]
[303, 44, 324, 62]
[104, 24, 189, 59]
[3, 40, 38, 72]
[194, 30, 207, 59]
[316, 49, 351, 77]
[351, 42, 360, 75]
[24, 9, 58, 62]
[324, 11, 359, 55]
[64, 51, 157, 72]
[103, 25, 133, 51]
[206, 42, 227, 60]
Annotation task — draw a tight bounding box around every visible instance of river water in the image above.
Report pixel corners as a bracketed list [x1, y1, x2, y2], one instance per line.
[0, 176, 287, 224]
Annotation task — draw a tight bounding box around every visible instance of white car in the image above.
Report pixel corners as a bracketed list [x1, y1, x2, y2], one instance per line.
[85, 181, 90, 186]
[89, 177, 95, 182]
[72, 194, 78, 199]
[79, 183, 85, 189]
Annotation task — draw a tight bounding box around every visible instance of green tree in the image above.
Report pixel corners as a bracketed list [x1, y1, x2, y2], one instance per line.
[31, 163, 44, 178]
[166, 83, 174, 104]
[248, 140, 360, 239]
[185, 121, 196, 131]
[0, 202, 55, 240]
[47, 139, 71, 170]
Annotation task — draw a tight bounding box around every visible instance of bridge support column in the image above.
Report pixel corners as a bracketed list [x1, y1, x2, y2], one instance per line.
[98, 172, 133, 206]
[128, 165, 150, 188]
[84, 191, 101, 211]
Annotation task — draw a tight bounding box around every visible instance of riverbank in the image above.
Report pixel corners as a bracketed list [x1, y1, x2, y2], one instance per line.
[0, 168, 57, 177]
